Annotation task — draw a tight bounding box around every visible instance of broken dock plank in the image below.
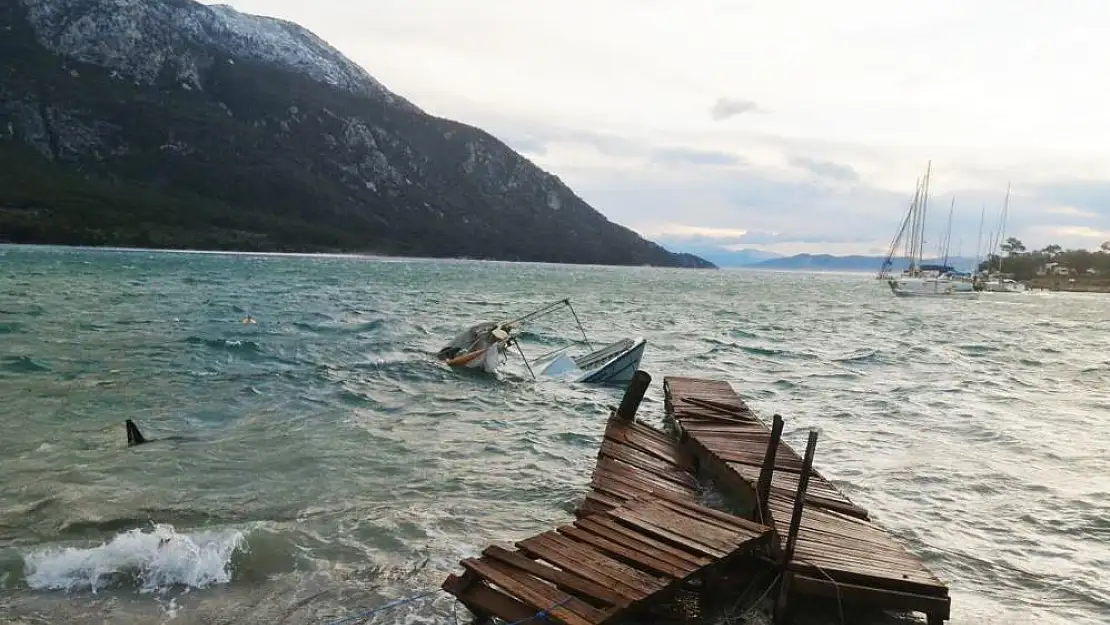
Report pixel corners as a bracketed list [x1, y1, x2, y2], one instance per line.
[664, 375, 951, 624]
[578, 415, 699, 517]
[443, 496, 772, 624]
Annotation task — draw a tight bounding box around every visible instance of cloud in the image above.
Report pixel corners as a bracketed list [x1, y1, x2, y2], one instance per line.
[710, 97, 761, 121]
[643, 224, 749, 239]
[789, 156, 860, 182]
[1033, 180, 1110, 213]
[651, 147, 742, 167]
[204, 0, 1110, 254]
[1049, 226, 1110, 240]
[1046, 205, 1098, 219]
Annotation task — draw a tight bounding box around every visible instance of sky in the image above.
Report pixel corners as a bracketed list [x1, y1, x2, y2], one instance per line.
[206, 0, 1110, 256]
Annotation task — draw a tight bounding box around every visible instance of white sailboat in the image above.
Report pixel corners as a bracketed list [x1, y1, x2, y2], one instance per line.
[879, 162, 977, 298]
[977, 184, 1028, 294]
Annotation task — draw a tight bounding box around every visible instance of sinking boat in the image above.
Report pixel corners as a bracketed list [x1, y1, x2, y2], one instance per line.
[534, 337, 647, 384]
[435, 321, 512, 374]
[435, 298, 646, 384]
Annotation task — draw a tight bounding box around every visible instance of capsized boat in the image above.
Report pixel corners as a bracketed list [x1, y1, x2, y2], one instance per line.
[435, 298, 646, 384]
[435, 321, 512, 374]
[533, 337, 647, 384]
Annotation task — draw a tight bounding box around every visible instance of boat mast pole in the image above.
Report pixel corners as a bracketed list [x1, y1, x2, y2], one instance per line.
[997, 182, 1011, 274]
[975, 204, 985, 276]
[565, 300, 593, 351]
[942, 197, 954, 270]
[906, 177, 921, 273]
[917, 161, 932, 270]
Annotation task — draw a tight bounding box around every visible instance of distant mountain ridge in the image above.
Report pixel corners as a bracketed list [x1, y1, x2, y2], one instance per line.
[0, 0, 714, 268]
[655, 242, 782, 268]
[744, 253, 979, 273]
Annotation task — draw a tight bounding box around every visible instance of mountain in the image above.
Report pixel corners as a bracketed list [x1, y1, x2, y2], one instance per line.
[656, 242, 782, 268]
[747, 254, 979, 273]
[0, 0, 714, 268]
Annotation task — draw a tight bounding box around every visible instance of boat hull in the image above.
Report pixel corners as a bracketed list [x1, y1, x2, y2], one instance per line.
[538, 337, 647, 385]
[888, 279, 979, 298]
[578, 337, 647, 385]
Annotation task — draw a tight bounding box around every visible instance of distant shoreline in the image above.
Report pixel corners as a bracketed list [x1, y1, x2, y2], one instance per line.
[0, 242, 717, 270]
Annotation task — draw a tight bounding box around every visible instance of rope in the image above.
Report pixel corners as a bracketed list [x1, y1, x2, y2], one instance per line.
[499, 597, 574, 625]
[322, 589, 441, 625]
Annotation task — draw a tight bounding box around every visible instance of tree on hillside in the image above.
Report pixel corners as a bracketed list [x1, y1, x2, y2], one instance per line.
[1042, 244, 1062, 258]
[1101, 241, 1110, 253]
[1000, 237, 1026, 256]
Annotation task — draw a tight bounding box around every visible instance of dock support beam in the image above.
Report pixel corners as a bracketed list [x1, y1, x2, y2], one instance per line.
[774, 430, 818, 625]
[616, 370, 652, 422]
[755, 414, 785, 525]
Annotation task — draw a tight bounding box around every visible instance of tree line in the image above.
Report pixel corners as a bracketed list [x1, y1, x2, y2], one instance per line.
[978, 238, 1110, 280]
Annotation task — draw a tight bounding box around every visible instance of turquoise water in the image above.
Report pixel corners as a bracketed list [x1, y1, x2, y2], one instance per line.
[0, 245, 1108, 624]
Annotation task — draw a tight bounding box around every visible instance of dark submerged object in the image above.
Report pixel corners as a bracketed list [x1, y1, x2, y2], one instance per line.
[125, 419, 147, 447]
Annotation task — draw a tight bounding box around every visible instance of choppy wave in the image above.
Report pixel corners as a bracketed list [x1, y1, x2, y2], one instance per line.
[1, 246, 1109, 625]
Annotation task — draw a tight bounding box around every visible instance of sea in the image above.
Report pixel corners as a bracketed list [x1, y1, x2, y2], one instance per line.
[0, 244, 1107, 625]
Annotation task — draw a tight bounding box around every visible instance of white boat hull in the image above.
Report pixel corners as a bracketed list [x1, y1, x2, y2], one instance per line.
[981, 280, 1027, 293]
[888, 278, 979, 298]
[539, 337, 647, 385]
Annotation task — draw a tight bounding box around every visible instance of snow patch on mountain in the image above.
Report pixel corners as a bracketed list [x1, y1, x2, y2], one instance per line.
[19, 0, 414, 108]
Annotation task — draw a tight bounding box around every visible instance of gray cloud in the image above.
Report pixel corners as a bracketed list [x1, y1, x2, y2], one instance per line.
[1032, 180, 1110, 213]
[789, 156, 860, 182]
[710, 97, 761, 121]
[473, 115, 1110, 253]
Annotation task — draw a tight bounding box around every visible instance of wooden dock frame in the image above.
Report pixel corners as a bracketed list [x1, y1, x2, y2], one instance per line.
[443, 371, 776, 624]
[664, 376, 952, 625]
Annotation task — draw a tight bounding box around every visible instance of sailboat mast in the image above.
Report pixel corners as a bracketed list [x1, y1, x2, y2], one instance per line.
[916, 161, 933, 268]
[997, 182, 1011, 273]
[975, 204, 985, 275]
[905, 177, 921, 271]
[942, 197, 954, 270]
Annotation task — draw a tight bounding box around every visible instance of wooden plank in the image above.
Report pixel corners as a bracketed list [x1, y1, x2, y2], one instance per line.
[582, 491, 622, 512]
[445, 575, 536, 624]
[595, 456, 696, 493]
[516, 534, 657, 600]
[607, 506, 730, 558]
[599, 440, 697, 486]
[558, 525, 694, 579]
[790, 573, 951, 619]
[577, 516, 710, 569]
[483, 545, 630, 609]
[607, 421, 688, 467]
[789, 558, 945, 593]
[792, 553, 936, 581]
[627, 501, 747, 551]
[649, 491, 768, 536]
[538, 532, 666, 594]
[462, 558, 600, 625]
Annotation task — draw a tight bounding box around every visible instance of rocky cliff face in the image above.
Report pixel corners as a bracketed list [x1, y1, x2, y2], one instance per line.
[0, 0, 714, 268]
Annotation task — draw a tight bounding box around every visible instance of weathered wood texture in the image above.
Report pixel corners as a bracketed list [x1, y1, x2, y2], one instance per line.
[664, 376, 951, 623]
[577, 415, 700, 518]
[443, 495, 772, 625]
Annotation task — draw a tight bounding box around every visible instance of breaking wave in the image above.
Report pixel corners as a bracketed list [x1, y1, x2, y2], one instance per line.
[17, 524, 246, 594]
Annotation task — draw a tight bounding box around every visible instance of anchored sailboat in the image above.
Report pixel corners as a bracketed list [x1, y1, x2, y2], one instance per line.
[879, 162, 977, 298]
[977, 184, 1028, 294]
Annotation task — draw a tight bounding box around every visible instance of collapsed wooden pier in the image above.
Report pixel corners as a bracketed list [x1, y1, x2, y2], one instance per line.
[666, 376, 951, 624]
[443, 372, 951, 624]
